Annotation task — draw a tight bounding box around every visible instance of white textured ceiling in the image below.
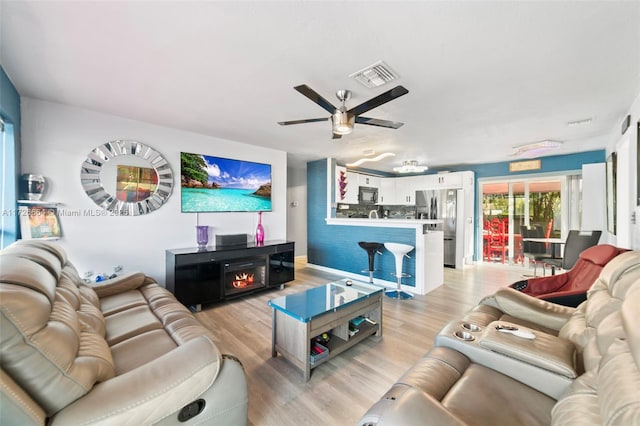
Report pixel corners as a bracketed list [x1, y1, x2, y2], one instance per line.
[2, 1, 639, 172]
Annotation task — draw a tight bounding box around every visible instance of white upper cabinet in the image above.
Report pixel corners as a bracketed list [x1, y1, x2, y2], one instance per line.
[419, 171, 474, 190]
[377, 178, 396, 205]
[359, 175, 380, 189]
[395, 176, 422, 205]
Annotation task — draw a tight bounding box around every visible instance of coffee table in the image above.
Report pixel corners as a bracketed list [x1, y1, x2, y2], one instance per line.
[268, 278, 383, 381]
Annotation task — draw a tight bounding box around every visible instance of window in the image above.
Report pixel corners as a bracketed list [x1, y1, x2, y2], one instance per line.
[0, 117, 18, 248]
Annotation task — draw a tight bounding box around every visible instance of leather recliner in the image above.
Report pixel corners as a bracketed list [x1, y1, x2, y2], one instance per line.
[0, 240, 248, 425]
[510, 244, 626, 306]
[358, 250, 640, 425]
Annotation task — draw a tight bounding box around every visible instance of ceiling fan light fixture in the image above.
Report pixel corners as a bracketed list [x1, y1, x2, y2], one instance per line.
[393, 160, 427, 174]
[512, 140, 563, 157]
[331, 111, 355, 135]
[346, 152, 396, 167]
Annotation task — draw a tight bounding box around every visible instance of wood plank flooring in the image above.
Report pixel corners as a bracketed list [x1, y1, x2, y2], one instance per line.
[194, 261, 528, 426]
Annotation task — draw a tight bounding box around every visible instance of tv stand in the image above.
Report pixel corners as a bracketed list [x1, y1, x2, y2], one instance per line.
[166, 240, 294, 310]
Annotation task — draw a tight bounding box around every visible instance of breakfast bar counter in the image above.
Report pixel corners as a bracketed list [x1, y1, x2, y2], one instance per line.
[323, 217, 444, 295]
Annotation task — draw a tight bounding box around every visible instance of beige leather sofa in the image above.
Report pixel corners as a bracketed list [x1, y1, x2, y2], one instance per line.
[359, 250, 640, 425]
[0, 240, 248, 425]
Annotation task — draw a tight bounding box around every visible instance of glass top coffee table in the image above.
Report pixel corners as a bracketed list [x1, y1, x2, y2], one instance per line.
[268, 278, 383, 381]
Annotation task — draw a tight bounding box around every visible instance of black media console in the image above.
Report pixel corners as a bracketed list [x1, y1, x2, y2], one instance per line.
[166, 240, 295, 310]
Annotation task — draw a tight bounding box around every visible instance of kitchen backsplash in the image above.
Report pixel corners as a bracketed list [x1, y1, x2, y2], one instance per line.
[336, 204, 417, 219]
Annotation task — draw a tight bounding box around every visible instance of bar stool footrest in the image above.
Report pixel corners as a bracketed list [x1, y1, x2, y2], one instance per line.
[385, 290, 413, 299]
[391, 272, 411, 278]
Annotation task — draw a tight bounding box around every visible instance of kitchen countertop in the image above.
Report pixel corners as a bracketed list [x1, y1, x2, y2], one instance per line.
[326, 217, 443, 228]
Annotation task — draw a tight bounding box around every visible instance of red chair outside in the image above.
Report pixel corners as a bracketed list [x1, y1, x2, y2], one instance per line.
[487, 218, 507, 263]
[510, 244, 627, 306]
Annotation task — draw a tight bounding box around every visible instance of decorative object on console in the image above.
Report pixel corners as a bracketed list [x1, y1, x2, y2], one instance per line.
[80, 140, 173, 216]
[256, 211, 265, 245]
[196, 225, 209, 248]
[19, 174, 46, 200]
[215, 233, 248, 247]
[180, 152, 272, 212]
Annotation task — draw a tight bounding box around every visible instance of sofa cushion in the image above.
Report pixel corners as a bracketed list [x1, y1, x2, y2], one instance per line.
[0, 257, 115, 416]
[100, 290, 148, 316]
[360, 346, 555, 426]
[110, 330, 178, 375]
[104, 305, 164, 346]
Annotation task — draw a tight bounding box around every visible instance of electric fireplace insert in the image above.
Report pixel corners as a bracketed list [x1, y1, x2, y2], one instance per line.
[223, 258, 267, 296]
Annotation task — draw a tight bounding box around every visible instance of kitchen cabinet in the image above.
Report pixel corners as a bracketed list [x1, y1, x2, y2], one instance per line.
[421, 171, 473, 190]
[336, 168, 382, 205]
[395, 176, 422, 205]
[359, 175, 380, 189]
[377, 178, 396, 205]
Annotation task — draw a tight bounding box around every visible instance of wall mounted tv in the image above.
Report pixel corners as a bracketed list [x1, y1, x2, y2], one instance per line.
[180, 152, 272, 212]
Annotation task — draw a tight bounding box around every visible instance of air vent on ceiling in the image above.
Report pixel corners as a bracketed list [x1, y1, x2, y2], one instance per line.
[350, 61, 399, 88]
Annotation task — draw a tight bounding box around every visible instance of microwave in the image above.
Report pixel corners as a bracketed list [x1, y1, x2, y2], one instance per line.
[358, 186, 378, 204]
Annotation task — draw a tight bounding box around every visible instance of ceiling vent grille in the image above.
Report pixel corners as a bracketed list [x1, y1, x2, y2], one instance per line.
[350, 61, 399, 88]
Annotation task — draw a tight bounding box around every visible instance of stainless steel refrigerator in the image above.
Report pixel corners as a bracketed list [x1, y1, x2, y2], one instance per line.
[416, 189, 458, 267]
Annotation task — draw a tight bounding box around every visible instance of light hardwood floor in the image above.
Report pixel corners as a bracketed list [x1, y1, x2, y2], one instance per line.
[195, 261, 529, 426]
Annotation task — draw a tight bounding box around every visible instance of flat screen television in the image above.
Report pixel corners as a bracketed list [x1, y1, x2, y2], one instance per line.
[180, 152, 272, 212]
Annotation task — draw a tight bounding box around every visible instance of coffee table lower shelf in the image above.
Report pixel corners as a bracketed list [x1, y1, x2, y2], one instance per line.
[271, 288, 383, 381]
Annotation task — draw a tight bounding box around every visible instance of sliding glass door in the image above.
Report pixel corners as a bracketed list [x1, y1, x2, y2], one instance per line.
[481, 177, 565, 265]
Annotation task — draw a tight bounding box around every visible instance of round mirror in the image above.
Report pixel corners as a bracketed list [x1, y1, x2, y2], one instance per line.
[80, 140, 173, 215]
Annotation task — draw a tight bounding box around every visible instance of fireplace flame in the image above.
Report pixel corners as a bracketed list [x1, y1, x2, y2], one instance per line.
[232, 272, 255, 288]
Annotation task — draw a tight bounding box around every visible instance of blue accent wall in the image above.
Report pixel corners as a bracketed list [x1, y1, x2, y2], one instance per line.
[307, 159, 417, 286]
[0, 66, 21, 247]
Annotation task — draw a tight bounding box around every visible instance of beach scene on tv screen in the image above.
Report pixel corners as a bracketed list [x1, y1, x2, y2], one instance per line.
[181, 152, 272, 212]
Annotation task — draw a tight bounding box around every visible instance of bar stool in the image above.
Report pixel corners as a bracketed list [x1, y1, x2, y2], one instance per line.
[358, 242, 384, 283]
[384, 242, 414, 299]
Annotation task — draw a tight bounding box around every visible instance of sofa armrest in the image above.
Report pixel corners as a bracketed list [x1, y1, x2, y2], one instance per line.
[91, 272, 150, 298]
[358, 385, 466, 426]
[51, 336, 222, 425]
[480, 288, 575, 331]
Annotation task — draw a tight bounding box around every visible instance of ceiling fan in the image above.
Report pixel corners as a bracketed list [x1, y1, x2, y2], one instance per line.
[278, 84, 409, 139]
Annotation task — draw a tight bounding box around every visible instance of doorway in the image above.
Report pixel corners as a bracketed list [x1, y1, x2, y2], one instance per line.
[481, 177, 566, 266]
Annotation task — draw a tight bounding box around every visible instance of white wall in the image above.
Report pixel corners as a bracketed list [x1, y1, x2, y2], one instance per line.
[606, 90, 640, 250]
[20, 98, 288, 282]
[581, 163, 606, 231]
[286, 161, 307, 257]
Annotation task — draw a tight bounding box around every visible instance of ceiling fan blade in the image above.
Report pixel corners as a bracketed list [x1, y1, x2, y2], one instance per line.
[278, 117, 329, 126]
[332, 133, 342, 139]
[355, 116, 404, 129]
[348, 85, 409, 116]
[294, 85, 337, 114]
